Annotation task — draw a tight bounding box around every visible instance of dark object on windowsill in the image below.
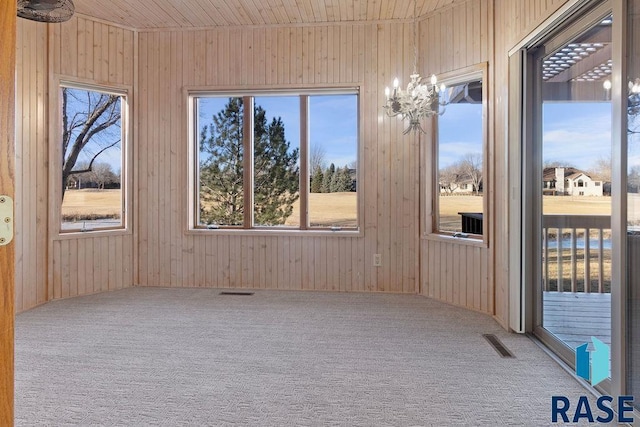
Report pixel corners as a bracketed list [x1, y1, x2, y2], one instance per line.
[458, 212, 483, 235]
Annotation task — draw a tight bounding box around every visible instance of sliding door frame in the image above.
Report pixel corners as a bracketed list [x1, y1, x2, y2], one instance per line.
[508, 0, 629, 397]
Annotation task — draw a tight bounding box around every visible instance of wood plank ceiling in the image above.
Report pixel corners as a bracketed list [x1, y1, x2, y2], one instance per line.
[73, 0, 465, 29]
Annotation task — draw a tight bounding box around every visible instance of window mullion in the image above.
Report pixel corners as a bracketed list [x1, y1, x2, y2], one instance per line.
[299, 95, 309, 230]
[243, 96, 254, 229]
[193, 98, 201, 227]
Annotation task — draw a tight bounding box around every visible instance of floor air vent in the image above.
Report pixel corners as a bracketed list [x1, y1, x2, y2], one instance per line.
[219, 291, 255, 296]
[483, 334, 515, 358]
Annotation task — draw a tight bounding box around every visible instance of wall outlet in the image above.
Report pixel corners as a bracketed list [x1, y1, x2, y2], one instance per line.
[373, 253, 382, 267]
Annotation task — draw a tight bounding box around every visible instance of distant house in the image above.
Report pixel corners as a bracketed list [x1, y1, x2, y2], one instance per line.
[440, 176, 482, 195]
[542, 167, 604, 196]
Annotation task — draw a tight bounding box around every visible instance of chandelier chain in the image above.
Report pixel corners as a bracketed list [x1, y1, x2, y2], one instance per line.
[413, 0, 418, 74]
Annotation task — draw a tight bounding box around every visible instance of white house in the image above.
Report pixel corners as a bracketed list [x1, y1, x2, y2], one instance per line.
[542, 167, 604, 196]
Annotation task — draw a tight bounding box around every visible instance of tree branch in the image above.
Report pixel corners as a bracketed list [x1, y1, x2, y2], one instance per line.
[69, 139, 121, 174]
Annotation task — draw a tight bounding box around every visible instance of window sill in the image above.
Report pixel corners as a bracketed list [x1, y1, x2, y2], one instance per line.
[422, 232, 488, 248]
[185, 227, 363, 238]
[53, 227, 131, 240]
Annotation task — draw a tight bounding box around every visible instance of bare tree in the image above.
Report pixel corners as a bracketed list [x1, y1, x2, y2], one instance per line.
[310, 143, 327, 173]
[61, 87, 121, 200]
[458, 153, 483, 195]
[629, 165, 640, 193]
[439, 164, 461, 195]
[588, 155, 612, 183]
[544, 160, 575, 169]
[91, 163, 118, 190]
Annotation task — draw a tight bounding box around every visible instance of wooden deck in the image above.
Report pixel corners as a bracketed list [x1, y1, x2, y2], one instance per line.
[543, 291, 611, 350]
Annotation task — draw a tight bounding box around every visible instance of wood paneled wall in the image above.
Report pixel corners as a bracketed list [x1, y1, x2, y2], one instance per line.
[136, 22, 420, 293]
[418, 0, 493, 315]
[13, 1, 582, 327]
[15, 16, 135, 313]
[417, 0, 572, 323]
[15, 20, 48, 313]
[492, 0, 571, 326]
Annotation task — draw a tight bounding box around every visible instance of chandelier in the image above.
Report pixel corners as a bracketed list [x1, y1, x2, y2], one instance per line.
[382, 0, 447, 134]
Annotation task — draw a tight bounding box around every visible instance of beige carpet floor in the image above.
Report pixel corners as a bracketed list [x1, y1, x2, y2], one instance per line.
[14, 287, 629, 426]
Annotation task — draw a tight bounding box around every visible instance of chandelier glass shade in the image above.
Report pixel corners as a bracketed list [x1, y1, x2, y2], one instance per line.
[383, 73, 446, 134]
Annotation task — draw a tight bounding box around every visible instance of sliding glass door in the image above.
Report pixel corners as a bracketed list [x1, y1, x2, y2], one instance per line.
[627, 0, 640, 409]
[523, 2, 615, 385]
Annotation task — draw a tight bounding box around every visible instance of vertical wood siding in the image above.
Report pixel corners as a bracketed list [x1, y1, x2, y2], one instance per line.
[491, 0, 571, 325]
[14, 1, 578, 322]
[419, 0, 572, 320]
[15, 17, 135, 313]
[418, 0, 493, 315]
[15, 20, 48, 313]
[136, 22, 420, 293]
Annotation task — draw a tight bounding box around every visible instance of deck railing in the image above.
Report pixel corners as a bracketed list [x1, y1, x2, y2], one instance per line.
[542, 215, 611, 293]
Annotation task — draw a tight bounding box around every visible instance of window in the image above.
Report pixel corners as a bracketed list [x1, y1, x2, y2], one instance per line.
[433, 65, 486, 238]
[190, 90, 359, 231]
[59, 83, 128, 233]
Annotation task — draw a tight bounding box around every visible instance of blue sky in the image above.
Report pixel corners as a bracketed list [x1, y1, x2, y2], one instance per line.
[80, 91, 612, 178]
[437, 99, 612, 172]
[438, 103, 483, 168]
[543, 102, 611, 170]
[64, 88, 123, 175]
[197, 94, 358, 169]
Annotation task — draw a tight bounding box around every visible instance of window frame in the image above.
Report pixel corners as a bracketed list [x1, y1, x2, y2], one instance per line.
[187, 87, 361, 234]
[428, 63, 488, 243]
[50, 77, 132, 238]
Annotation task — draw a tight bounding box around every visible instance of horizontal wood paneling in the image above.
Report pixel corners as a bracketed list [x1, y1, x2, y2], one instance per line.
[136, 22, 420, 293]
[15, 16, 136, 313]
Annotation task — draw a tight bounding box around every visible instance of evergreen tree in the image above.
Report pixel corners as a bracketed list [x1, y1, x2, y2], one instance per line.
[337, 166, 354, 192]
[199, 98, 299, 226]
[329, 167, 341, 192]
[310, 165, 323, 193]
[322, 163, 335, 193]
[199, 98, 245, 225]
[328, 166, 353, 192]
[253, 109, 300, 225]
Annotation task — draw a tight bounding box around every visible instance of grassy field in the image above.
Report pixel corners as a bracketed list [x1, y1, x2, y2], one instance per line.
[61, 189, 122, 220]
[65, 190, 618, 226]
[544, 247, 611, 292]
[439, 194, 614, 231]
[286, 192, 357, 227]
[63, 190, 614, 291]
